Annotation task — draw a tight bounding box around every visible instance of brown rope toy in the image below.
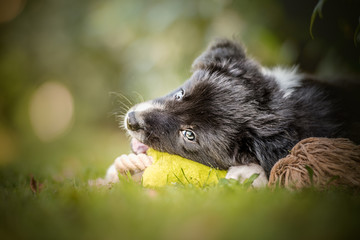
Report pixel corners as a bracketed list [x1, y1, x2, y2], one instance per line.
[268, 137, 360, 189]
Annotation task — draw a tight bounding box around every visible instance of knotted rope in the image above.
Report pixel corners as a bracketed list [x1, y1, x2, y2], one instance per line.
[268, 137, 360, 189]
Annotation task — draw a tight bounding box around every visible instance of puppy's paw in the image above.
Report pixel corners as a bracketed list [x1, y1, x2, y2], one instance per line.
[89, 154, 153, 187]
[226, 164, 268, 188]
[114, 154, 153, 173]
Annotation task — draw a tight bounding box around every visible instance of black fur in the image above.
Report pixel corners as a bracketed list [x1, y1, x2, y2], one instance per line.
[125, 39, 360, 176]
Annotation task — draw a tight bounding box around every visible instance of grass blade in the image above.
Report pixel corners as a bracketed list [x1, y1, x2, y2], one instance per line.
[310, 0, 328, 39]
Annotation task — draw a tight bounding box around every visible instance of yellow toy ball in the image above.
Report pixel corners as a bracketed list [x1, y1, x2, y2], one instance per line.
[142, 148, 227, 188]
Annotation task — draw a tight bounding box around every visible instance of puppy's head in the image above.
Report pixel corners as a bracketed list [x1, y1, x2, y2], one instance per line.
[124, 40, 271, 169]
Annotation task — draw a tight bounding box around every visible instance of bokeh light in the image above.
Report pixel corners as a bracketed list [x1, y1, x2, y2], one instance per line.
[29, 81, 74, 142]
[0, 0, 26, 23]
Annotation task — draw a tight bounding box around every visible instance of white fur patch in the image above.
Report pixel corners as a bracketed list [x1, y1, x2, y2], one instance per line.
[133, 101, 164, 113]
[124, 101, 164, 131]
[226, 163, 268, 188]
[133, 102, 156, 112]
[124, 114, 129, 131]
[262, 66, 302, 98]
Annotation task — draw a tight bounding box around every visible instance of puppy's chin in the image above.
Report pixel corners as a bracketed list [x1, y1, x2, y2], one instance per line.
[131, 137, 149, 154]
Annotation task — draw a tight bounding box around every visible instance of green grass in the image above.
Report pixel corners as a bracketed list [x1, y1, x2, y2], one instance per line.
[1, 127, 360, 240]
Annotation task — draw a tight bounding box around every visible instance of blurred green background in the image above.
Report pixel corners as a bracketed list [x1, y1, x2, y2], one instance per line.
[1, 1, 360, 239]
[0, 0, 359, 180]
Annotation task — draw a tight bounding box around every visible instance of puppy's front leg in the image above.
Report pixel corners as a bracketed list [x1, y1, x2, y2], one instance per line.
[225, 163, 268, 188]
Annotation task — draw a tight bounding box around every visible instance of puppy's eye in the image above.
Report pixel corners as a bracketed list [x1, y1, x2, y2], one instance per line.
[182, 129, 195, 141]
[174, 89, 184, 100]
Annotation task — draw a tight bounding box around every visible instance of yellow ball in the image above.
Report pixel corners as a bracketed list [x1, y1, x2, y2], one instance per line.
[142, 148, 227, 188]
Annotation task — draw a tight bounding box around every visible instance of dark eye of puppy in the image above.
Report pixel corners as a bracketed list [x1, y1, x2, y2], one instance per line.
[182, 129, 196, 141]
[174, 89, 184, 100]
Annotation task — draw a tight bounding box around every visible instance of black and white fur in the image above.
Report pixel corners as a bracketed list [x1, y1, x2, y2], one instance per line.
[123, 39, 360, 186]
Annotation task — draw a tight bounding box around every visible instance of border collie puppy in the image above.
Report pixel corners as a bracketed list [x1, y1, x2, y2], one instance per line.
[124, 39, 360, 186]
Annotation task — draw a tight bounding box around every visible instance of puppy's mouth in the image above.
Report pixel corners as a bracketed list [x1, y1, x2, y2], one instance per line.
[125, 102, 163, 154]
[131, 137, 149, 154]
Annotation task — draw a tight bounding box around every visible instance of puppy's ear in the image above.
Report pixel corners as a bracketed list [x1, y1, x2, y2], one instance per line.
[192, 39, 246, 71]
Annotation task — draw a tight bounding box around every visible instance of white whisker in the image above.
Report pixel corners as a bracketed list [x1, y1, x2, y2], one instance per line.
[133, 91, 145, 103]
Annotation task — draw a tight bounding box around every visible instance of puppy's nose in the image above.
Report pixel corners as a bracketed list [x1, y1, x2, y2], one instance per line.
[126, 111, 141, 131]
